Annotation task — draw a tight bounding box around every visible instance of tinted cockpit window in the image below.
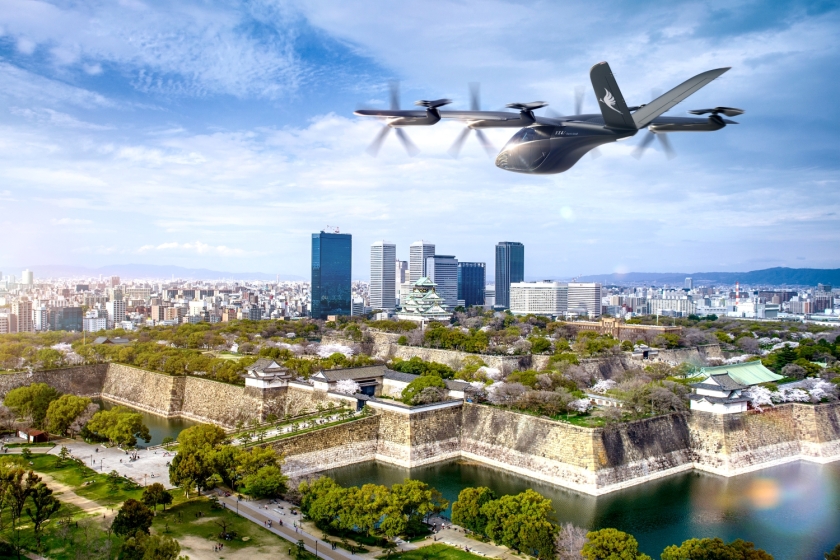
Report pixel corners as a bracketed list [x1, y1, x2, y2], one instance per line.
[502, 128, 540, 150]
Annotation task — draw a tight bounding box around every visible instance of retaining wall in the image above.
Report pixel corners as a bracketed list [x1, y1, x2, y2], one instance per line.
[0, 365, 109, 397]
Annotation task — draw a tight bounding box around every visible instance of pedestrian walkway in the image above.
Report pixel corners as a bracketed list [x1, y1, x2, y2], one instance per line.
[215, 493, 353, 560]
[48, 438, 175, 489]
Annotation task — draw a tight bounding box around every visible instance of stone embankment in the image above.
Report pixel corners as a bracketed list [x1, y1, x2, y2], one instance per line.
[323, 333, 722, 379]
[2, 363, 838, 495]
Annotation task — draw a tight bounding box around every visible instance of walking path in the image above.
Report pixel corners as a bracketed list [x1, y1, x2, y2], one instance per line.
[47, 438, 175, 489]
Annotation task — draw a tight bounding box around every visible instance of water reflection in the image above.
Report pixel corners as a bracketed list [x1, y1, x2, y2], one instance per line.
[96, 399, 197, 447]
[323, 459, 840, 559]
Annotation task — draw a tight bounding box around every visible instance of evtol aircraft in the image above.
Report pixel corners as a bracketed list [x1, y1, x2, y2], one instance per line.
[354, 62, 743, 174]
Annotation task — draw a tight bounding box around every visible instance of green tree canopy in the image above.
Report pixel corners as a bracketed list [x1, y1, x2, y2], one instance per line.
[45, 394, 91, 436]
[452, 486, 497, 535]
[581, 528, 652, 560]
[3, 383, 62, 428]
[661, 537, 773, 560]
[401, 375, 447, 404]
[141, 482, 173, 511]
[112, 499, 154, 536]
[480, 489, 557, 558]
[85, 406, 151, 446]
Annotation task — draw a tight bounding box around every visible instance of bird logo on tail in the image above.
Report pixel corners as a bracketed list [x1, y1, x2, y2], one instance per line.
[599, 89, 622, 114]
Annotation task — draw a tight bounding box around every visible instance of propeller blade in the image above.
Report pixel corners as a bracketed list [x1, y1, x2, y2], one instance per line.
[657, 133, 676, 160]
[574, 86, 585, 115]
[448, 128, 472, 158]
[469, 82, 480, 112]
[475, 129, 496, 157]
[366, 126, 392, 157]
[394, 128, 419, 157]
[544, 108, 564, 118]
[389, 81, 400, 111]
[632, 130, 656, 159]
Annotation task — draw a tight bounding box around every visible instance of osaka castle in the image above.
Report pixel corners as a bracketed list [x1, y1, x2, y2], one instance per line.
[396, 277, 452, 324]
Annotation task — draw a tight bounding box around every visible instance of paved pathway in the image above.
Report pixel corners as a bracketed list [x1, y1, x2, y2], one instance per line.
[48, 438, 175, 488]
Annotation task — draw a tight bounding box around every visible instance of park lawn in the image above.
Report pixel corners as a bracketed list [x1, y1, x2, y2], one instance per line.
[151, 494, 291, 554]
[384, 543, 487, 560]
[2, 453, 144, 506]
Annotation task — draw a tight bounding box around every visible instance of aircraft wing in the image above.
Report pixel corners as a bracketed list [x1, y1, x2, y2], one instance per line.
[354, 109, 428, 118]
[439, 110, 528, 121]
[632, 68, 731, 129]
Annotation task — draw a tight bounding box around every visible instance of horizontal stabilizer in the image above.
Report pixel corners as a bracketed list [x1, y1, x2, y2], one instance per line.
[633, 68, 730, 128]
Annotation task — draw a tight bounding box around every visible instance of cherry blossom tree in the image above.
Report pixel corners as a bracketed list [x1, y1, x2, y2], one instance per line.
[334, 379, 361, 395]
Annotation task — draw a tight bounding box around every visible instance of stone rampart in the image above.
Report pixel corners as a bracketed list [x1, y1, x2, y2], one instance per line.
[0, 365, 108, 398]
[267, 415, 380, 476]
[100, 364, 183, 416]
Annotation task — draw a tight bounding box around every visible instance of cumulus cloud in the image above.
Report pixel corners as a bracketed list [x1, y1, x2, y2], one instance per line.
[137, 241, 254, 257]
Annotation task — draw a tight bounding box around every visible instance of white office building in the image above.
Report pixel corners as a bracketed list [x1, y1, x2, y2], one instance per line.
[567, 282, 602, 318]
[510, 282, 568, 315]
[21, 269, 34, 285]
[105, 299, 126, 329]
[370, 241, 397, 310]
[409, 240, 435, 283]
[425, 255, 458, 309]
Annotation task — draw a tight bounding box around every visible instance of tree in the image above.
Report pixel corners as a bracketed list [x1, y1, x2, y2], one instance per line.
[531, 337, 552, 354]
[120, 530, 183, 560]
[452, 486, 497, 535]
[177, 423, 227, 454]
[142, 482, 173, 511]
[112, 499, 154, 536]
[826, 543, 840, 560]
[401, 375, 447, 404]
[481, 489, 557, 558]
[26, 482, 62, 551]
[581, 528, 652, 560]
[241, 465, 288, 499]
[335, 379, 361, 395]
[85, 406, 151, 446]
[69, 402, 99, 438]
[4, 467, 41, 558]
[3, 383, 62, 428]
[781, 363, 807, 380]
[661, 537, 773, 560]
[45, 394, 92, 436]
[57, 446, 71, 466]
[387, 479, 448, 536]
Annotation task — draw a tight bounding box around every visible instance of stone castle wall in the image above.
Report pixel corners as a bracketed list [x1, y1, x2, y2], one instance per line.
[3, 364, 838, 495]
[0, 365, 108, 398]
[267, 415, 380, 476]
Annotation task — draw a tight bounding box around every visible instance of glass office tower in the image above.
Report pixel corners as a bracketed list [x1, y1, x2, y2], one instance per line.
[458, 262, 486, 308]
[495, 241, 524, 309]
[311, 232, 352, 319]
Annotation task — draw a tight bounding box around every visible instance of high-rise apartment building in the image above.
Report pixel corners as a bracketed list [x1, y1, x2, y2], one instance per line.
[510, 282, 568, 315]
[110, 276, 121, 287]
[495, 242, 524, 309]
[685, 277, 693, 290]
[396, 260, 408, 286]
[49, 307, 83, 331]
[311, 231, 352, 319]
[567, 282, 603, 318]
[105, 299, 126, 328]
[409, 241, 435, 283]
[12, 300, 34, 333]
[34, 306, 48, 331]
[21, 269, 34, 285]
[425, 255, 458, 309]
[458, 262, 486, 308]
[370, 241, 397, 311]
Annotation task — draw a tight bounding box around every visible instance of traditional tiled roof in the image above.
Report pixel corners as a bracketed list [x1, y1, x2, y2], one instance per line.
[706, 373, 746, 391]
[699, 362, 782, 386]
[383, 370, 470, 391]
[314, 365, 388, 382]
[689, 393, 750, 405]
[246, 358, 288, 377]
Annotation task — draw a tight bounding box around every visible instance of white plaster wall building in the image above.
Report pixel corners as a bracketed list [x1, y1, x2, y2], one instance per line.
[510, 282, 568, 315]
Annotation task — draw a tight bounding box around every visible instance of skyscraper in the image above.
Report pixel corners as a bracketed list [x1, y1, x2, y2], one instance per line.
[311, 231, 352, 319]
[11, 300, 34, 333]
[425, 255, 458, 309]
[370, 241, 397, 311]
[21, 269, 34, 285]
[409, 241, 435, 283]
[495, 242, 524, 309]
[458, 262, 486, 308]
[685, 277, 694, 290]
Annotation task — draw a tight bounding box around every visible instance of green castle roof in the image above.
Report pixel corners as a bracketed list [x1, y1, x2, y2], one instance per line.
[699, 361, 783, 386]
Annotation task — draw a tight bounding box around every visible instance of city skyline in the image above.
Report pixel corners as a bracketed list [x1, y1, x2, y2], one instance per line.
[1, 1, 838, 279]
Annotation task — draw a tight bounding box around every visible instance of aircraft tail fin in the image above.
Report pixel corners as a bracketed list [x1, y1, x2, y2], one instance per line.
[631, 67, 731, 129]
[590, 62, 637, 130]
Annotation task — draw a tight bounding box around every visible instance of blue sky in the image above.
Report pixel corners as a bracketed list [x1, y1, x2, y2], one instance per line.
[1, 0, 839, 280]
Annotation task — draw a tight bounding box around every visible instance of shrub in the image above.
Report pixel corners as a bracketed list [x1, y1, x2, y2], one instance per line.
[401, 375, 447, 404]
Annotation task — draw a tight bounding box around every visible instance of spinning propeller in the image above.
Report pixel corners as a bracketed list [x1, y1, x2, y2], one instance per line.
[633, 89, 674, 160]
[448, 83, 497, 158]
[365, 82, 428, 157]
[546, 86, 601, 158]
[689, 107, 744, 117]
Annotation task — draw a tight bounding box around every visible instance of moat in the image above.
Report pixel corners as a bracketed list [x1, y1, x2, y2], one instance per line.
[324, 459, 840, 560]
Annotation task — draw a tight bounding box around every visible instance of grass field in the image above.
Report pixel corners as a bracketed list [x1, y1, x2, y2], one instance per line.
[384, 543, 487, 560]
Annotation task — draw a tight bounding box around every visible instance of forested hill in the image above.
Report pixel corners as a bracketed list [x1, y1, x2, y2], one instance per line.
[576, 267, 840, 287]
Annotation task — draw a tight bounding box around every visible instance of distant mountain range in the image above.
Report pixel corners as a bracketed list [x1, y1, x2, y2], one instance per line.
[20, 264, 304, 282]
[576, 267, 840, 287]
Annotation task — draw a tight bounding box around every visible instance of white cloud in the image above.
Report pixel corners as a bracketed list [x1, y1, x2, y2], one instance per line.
[137, 241, 256, 257]
[51, 218, 93, 225]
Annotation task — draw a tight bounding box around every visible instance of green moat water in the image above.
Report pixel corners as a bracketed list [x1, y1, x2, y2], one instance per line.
[97, 399, 197, 446]
[323, 459, 840, 559]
